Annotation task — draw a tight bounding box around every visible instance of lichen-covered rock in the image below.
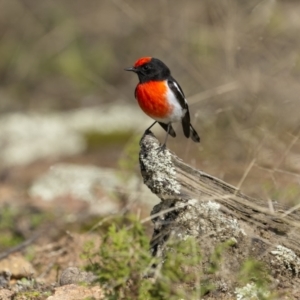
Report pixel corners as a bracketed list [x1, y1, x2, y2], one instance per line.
[0, 289, 14, 300]
[59, 267, 96, 286]
[0, 104, 149, 167]
[139, 132, 300, 297]
[29, 164, 158, 214]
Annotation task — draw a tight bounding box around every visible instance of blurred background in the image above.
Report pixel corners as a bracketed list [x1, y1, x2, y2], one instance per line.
[1, 0, 300, 282]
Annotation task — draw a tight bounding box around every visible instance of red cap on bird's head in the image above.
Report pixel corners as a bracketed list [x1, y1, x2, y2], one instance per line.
[134, 57, 152, 68]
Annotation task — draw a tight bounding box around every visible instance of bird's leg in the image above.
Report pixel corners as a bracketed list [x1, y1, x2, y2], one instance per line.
[144, 121, 157, 134]
[156, 123, 170, 153]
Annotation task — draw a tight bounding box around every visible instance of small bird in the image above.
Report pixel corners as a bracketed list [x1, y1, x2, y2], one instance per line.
[125, 57, 200, 152]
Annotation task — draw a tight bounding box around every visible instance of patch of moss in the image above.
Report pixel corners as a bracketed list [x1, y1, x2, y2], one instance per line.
[237, 259, 275, 300]
[0, 206, 23, 249]
[118, 134, 140, 176]
[83, 130, 133, 150]
[15, 290, 52, 300]
[84, 216, 209, 299]
[0, 204, 55, 251]
[0, 232, 23, 248]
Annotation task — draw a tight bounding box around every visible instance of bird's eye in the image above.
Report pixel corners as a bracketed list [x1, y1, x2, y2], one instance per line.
[143, 65, 149, 70]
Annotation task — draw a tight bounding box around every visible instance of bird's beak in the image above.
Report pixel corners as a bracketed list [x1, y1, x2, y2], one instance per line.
[124, 67, 137, 72]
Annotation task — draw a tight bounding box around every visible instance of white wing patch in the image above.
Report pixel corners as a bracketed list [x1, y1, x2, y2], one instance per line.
[163, 81, 186, 123]
[172, 81, 185, 100]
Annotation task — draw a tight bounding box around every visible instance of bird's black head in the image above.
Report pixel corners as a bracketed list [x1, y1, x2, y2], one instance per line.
[125, 57, 171, 83]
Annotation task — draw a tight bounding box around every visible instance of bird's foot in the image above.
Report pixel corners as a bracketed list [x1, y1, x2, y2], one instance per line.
[156, 144, 166, 154]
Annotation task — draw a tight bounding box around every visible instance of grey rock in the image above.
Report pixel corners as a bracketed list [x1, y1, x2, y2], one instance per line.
[29, 164, 159, 213]
[0, 271, 11, 288]
[59, 267, 96, 286]
[0, 104, 150, 167]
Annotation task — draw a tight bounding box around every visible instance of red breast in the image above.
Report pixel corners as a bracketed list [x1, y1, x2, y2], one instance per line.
[135, 81, 172, 119]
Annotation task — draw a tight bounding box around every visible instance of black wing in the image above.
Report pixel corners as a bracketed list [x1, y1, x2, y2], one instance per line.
[167, 77, 191, 138]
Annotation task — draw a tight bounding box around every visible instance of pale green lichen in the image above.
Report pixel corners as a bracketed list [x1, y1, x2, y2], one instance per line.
[271, 245, 300, 276]
[234, 283, 270, 300]
[162, 198, 247, 249]
[140, 140, 180, 198]
[176, 199, 246, 238]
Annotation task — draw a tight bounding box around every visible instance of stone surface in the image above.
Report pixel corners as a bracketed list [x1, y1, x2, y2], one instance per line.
[0, 254, 35, 279]
[46, 284, 104, 300]
[0, 271, 11, 288]
[0, 113, 85, 167]
[0, 104, 149, 167]
[29, 164, 159, 212]
[59, 267, 96, 286]
[0, 289, 14, 300]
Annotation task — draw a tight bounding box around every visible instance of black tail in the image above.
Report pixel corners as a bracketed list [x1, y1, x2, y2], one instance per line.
[190, 124, 200, 143]
[181, 108, 191, 138]
[158, 122, 176, 137]
[181, 111, 200, 143]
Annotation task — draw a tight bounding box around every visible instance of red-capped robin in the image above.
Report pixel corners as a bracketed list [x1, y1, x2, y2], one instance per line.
[125, 57, 200, 152]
